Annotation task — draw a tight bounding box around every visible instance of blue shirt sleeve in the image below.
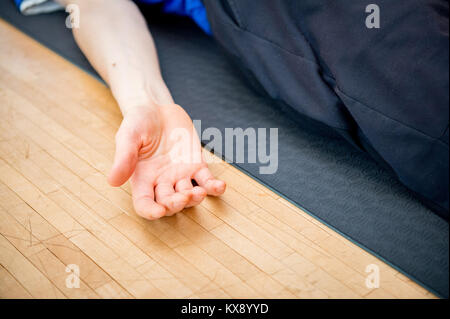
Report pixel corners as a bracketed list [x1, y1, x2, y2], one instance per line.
[136, 0, 212, 35]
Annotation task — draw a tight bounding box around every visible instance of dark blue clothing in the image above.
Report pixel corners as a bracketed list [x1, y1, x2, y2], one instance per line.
[204, 0, 449, 218]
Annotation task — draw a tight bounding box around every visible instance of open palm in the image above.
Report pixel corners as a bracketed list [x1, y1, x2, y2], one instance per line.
[108, 104, 226, 219]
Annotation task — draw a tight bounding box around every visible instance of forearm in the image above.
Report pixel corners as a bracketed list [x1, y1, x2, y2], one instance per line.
[57, 0, 173, 115]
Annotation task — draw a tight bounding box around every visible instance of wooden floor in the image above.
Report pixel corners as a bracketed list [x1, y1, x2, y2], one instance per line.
[0, 19, 434, 299]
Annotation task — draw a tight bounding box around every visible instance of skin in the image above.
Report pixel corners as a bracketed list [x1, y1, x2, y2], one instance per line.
[57, 0, 225, 219]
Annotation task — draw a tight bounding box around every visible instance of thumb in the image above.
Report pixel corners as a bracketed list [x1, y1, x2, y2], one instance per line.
[108, 125, 140, 187]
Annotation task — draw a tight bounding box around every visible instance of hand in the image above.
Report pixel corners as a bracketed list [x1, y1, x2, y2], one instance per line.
[107, 104, 226, 220]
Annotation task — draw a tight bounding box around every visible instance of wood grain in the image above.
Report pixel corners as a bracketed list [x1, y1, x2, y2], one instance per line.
[0, 19, 434, 299]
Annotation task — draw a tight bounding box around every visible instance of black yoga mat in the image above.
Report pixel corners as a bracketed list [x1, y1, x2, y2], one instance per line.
[1, 1, 448, 298]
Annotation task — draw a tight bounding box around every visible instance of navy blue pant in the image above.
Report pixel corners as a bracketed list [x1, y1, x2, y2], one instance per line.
[203, 0, 449, 218]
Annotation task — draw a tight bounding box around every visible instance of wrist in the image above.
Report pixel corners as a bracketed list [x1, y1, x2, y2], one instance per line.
[114, 83, 174, 118]
[120, 101, 159, 119]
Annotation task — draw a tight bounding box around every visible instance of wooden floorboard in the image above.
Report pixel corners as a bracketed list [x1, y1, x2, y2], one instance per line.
[0, 19, 433, 299]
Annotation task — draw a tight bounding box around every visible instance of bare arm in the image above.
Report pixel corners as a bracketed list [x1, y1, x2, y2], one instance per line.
[57, 0, 173, 114]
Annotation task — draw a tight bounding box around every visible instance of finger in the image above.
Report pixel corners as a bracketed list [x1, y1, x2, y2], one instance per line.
[175, 179, 193, 192]
[185, 186, 207, 207]
[155, 183, 190, 215]
[108, 126, 140, 187]
[193, 167, 226, 196]
[130, 175, 166, 220]
[175, 179, 206, 207]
